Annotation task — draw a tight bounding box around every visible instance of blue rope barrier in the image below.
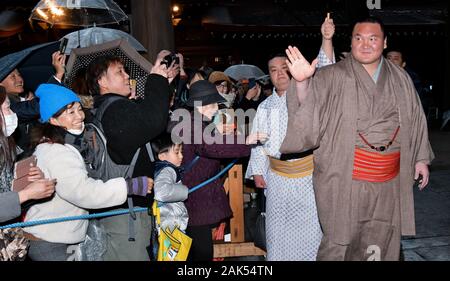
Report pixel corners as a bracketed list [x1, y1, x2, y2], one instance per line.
[0, 159, 238, 230]
[188, 158, 239, 194]
[0, 207, 148, 230]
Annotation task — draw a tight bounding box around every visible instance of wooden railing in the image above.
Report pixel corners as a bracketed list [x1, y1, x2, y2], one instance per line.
[213, 164, 266, 258]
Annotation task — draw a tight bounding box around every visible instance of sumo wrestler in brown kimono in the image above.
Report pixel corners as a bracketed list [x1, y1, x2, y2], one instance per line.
[280, 18, 434, 261]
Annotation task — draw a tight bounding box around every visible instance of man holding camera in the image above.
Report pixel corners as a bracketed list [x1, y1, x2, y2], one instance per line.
[85, 50, 175, 260]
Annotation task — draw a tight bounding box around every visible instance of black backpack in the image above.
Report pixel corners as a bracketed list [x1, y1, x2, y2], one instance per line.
[83, 96, 155, 243]
[83, 96, 143, 181]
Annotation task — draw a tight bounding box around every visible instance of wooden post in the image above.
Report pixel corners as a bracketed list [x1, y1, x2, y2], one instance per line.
[214, 242, 266, 258]
[213, 164, 266, 258]
[227, 164, 245, 243]
[130, 0, 175, 62]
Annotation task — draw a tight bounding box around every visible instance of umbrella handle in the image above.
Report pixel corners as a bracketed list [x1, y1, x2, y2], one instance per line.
[77, 30, 80, 48]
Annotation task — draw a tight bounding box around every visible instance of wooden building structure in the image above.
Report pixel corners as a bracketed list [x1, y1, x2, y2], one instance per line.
[2, 0, 448, 111]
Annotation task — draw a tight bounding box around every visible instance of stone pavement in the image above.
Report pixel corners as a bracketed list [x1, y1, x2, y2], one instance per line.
[402, 130, 450, 261]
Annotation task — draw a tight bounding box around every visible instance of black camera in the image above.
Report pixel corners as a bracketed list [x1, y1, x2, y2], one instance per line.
[161, 53, 180, 67]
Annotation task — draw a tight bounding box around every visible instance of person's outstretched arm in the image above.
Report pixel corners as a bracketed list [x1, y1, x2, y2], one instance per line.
[280, 46, 332, 153]
[320, 13, 335, 65]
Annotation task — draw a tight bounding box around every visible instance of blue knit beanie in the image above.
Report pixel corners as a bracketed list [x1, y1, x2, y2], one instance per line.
[35, 84, 81, 123]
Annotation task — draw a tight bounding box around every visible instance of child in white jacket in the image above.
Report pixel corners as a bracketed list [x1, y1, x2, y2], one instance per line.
[152, 134, 188, 232]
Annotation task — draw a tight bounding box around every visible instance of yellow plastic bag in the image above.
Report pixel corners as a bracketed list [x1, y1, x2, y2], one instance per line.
[158, 227, 192, 261]
[153, 201, 192, 261]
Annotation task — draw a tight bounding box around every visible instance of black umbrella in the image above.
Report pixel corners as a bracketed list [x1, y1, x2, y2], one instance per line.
[0, 41, 59, 93]
[65, 39, 153, 99]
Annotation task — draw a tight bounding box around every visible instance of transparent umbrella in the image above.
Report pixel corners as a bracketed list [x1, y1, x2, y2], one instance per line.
[224, 64, 265, 81]
[61, 27, 146, 54]
[29, 0, 128, 28]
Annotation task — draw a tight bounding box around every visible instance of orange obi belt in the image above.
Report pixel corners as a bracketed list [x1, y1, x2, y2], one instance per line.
[352, 147, 400, 182]
[269, 154, 314, 178]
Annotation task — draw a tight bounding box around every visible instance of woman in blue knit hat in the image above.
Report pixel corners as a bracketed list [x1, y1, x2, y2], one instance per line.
[23, 83, 152, 261]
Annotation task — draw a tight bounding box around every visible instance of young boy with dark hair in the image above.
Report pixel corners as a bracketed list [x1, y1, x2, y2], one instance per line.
[152, 134, 188, 232]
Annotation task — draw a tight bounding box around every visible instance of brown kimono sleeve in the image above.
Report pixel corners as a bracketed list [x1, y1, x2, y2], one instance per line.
[280, 69, 332, 154]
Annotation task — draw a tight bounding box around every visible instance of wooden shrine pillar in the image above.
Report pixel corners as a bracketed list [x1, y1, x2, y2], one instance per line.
[445, 5, 450, 111]
[225, 164, 245, 243]
[130, 0, 175, 62]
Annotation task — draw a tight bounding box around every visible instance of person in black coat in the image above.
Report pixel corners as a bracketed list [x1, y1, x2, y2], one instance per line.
[85, 52, 173, 261]
[386, 50, 428, 113]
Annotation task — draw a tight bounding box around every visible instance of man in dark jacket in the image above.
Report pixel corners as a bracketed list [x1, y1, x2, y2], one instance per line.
[386, 50, 428, 113]
[85, 53, 172, 261]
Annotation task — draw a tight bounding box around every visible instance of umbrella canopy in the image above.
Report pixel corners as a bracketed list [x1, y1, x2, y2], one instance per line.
[0, 10, 25, 38]
[29, 0, 128, 28]
[61, 27, 146, 54]
[0, 41, 59, 93]
[65, 39, 152, 99]
[224, 64, 265, 81]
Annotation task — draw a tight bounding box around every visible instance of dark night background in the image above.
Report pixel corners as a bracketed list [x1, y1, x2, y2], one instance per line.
[1, 0, 449, 111]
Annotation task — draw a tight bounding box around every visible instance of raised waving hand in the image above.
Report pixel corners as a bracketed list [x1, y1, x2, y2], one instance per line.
[285, 46, 318, 82]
